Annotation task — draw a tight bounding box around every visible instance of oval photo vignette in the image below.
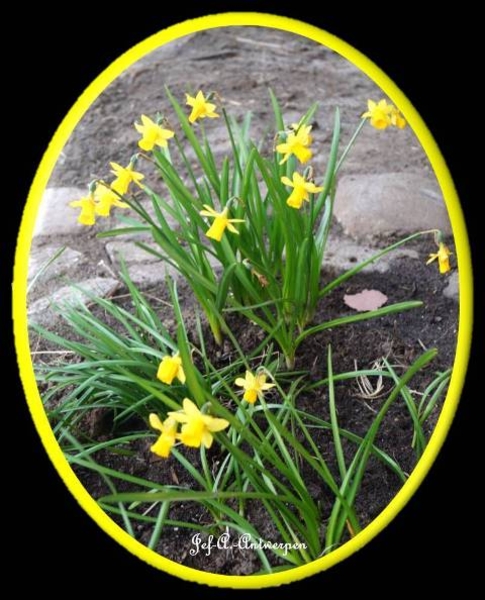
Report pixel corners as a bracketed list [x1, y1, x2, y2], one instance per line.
[13, 12, 472, 589]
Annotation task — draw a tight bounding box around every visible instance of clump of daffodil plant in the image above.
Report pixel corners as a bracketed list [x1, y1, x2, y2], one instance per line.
[69, 88, 452, 368]
[34, 85, 454, 573]
[34, 270, 449, 571]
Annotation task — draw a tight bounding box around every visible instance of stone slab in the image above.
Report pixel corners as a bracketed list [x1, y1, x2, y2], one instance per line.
[28, 245, 84, 285]
[28, 277, 119, 326]
[334, 173, 451, 241]
[33, 187, 88, 238]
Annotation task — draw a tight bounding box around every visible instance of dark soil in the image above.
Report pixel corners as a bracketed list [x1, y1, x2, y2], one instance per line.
[55, 240, 457, 575]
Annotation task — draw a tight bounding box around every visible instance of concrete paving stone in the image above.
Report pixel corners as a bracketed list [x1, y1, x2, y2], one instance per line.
[334, 173, 452, 241]
[105, 240, 161, 265]
[324, 232, 419, 273]
[28, 245, 84, 285]
[126, 263, 179, 287]
[33, 187, 89, 237]
[33, 186, 181, 246]
[107, 235, 221, 267]
[443, 271, 459, 301]
[121, 247, 221, 287]
[28, 277, 119, 326]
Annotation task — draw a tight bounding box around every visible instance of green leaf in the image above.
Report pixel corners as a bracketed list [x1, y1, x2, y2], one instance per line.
[296, 300, 423, 347]
[327, 346, 347, 481]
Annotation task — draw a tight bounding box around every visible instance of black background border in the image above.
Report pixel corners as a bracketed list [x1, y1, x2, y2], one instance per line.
[8, 3, 479, 594]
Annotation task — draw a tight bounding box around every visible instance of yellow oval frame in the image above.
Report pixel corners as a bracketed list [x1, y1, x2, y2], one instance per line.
[13, 12, 472, 589]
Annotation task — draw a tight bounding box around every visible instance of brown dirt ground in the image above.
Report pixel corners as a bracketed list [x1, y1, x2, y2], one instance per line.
[49, 27, 434, 189]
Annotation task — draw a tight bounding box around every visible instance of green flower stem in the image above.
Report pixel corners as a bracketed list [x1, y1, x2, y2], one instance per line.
[295, 300, 422, 354]
[327, 346, 347, 482]
[335, 118, 366, 174]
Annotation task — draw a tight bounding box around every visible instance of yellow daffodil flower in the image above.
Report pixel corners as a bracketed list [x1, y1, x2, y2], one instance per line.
[281, 172, 324, 209]
[157, 353, 186, 385]
[235, 370, 276, 404]
[390, 106, 406, 129]
[426, 242, 452, 274]
[199, 205, 245, 242]
[110, 161, 145, 195]
[134, 115, 174, 151]
[362, 99, 406, 130]
[362, 99, 393, 129]
[186, 91, 219, 123]
[95, 183, 129, 217]
[276, 124, 313, 165]
[168, 398, 229, 449]
[149, 414, 178, 458]
[69, 194, 97, 226]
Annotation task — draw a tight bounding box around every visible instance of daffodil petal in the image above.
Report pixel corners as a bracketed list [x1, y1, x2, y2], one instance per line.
[167, 411, 190, 423]
[206, 417, 230, 432]
[177, 366, 186, 384]
[306, 183, 324, 194]
[201, 431, 214, 448]
[182, 398, 200, 417]
[149, 413, 164, 432]
[200, 204, 218, 216]
[276, 142, 289, 154]
[226, 223, 240, 234]
[261, 383, 276, 391]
